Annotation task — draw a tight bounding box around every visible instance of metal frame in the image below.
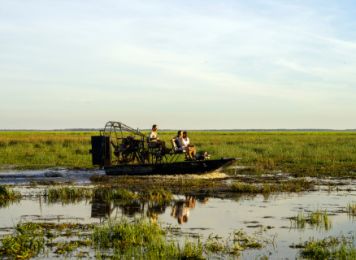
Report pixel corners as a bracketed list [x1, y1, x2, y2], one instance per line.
[99, 121, 181, 166]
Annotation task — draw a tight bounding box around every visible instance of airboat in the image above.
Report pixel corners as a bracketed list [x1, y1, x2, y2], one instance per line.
[90, 121, 236, 175]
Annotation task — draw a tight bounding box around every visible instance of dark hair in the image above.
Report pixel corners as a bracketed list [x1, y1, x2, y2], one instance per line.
[183, 131, 187, 135]
[177, 130, 182, 136]
[152, 124, 157, 130]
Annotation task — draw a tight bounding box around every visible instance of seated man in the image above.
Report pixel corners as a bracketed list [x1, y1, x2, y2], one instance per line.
[149, 124, 159, 142]
[148, 124, 168, 154]
[182, 131, 196, 159]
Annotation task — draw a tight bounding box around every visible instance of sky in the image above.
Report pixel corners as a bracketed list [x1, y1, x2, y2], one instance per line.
[1, 0, 356, 130]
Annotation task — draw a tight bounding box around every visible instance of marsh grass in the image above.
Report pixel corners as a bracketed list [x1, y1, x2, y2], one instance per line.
[43, 186, 173, 205]
[1, 131, 356, 176]
[291, 210, 332, 230]
[300, 236, 356, 259]
[53, 239, 92, 255]
[0, 131, 93, 169]
[0, 222, 45, 259]
[92, 218, 204, 259]
[0, 185, 22, 207]
[204, 230, 263, 257]
[347, 203, 356, 217]
[45, 186, 93, 204]
[0, 219, 270, 259]
[93, 187, 138, 202]
[231, 179, 314, 193]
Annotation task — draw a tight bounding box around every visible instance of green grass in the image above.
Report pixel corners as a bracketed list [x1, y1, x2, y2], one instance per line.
[0, 131, 356, 176]
[44, 186, 173, 205]
[0, 219, 269, 259]
[0, 131, 94, 169]
[45, 186, 93, 204]
[231, 179, 314, 193]
[0, 185, 22, 207]
[347, 203, 356, 216]
[300, 236, 356, 259]
[92, 218, 204, 259]
[0, 222, 45, 259]
[290, 210, 332, 230]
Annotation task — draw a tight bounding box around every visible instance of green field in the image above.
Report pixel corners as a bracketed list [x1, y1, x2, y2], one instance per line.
[0, 131, 355, 176]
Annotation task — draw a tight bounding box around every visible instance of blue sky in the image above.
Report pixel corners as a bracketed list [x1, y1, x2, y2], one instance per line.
[1, 0, 356, 129]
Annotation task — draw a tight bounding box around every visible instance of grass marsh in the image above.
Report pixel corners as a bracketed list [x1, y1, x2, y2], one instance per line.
[347, 203, 356, 217]
[0, 185, 21, 207]
[231, 178, 314, 193]
[43, 186, 173, 205]
[290, 210, 332, 230]
[0, 218, 269, 259]
[0, 131, 356, 176]
[299, 236, 356, 259]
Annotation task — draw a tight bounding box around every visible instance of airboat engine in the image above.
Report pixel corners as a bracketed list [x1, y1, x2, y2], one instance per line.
[90, 135, 112, 167]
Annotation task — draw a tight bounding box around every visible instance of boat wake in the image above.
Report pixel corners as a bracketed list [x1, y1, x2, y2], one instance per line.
[0, 169, 105, 185]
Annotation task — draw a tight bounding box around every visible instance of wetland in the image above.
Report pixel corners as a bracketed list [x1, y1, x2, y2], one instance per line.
[0, 131, 355, 259]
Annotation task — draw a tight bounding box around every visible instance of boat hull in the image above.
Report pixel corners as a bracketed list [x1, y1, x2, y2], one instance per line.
[104, 158, 235, 176]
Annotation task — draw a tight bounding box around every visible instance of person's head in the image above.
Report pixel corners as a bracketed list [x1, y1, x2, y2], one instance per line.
[152, 124, 157, 131]
[183, 215, 188, 223]
[177, 130, 182, 137]
[183, 131, 188, 138]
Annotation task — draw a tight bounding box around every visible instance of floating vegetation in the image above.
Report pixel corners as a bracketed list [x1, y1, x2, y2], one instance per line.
[232, 229, 263, 251]
[0, 223, 45, 259]
[53, 239, 92, 255]
[204, 230, 264, 257]
[205, 235, 227, 254]
[0, 185, 21, 207]
[298, 236, 356, 259]
[347, 203, 356, 217]
[290, 210, 332, 230]
[45, 186, 93, 204]
[231, 179, 314, 193]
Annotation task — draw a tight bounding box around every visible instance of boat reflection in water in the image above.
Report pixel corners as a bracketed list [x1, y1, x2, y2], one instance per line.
[91, 195, 209, 224]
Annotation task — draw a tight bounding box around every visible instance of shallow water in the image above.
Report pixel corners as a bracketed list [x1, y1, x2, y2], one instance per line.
[0, 168, 104, 185]
[1, 184, 355, 259]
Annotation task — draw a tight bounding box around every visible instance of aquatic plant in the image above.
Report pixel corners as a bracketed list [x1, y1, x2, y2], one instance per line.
[230, 182, 261, 193]
[299, 236, 356, 259]
[290, 210, 332, 230]
[205, 234, 226, 253]
[231, 179, 314, 193]
[347, 203, 356, 216]
[53, 239, 92, 255]
[93, 187, 138, 201]
[92, 218, 204, 258]
[0, 185, 22, 207]
[204, 230, 263, 257]
[232, 229, 263, 250]
[0, 223, 45, 259]
[45, 186, 93, 204]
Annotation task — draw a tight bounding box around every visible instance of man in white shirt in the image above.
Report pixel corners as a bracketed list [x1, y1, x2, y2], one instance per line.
[149, 124, 159, 141]
[148, 124, 168, 154]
